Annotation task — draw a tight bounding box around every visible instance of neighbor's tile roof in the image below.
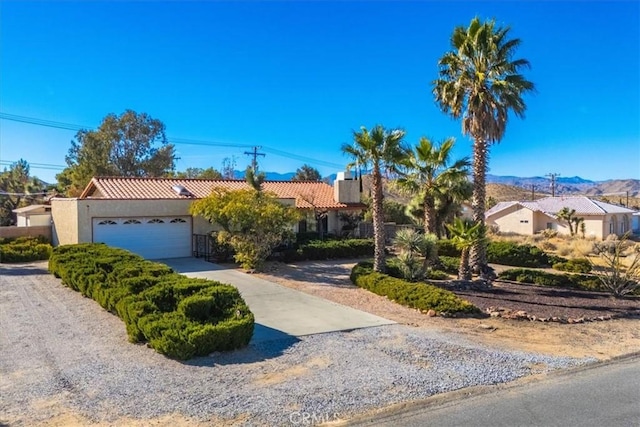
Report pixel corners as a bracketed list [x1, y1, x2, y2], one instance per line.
[79, 177, 361, 210]
[486, 196, 635, 217]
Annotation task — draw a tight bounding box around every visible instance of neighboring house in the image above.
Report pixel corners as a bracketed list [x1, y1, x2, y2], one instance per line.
[633, 212, 640, 234]
[51, 175, 364, 259]
[485, 196, 635, 239]
[12, 204, 52, 227]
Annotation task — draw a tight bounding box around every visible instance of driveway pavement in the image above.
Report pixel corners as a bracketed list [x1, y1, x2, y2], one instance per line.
[160, 258, 395, 343]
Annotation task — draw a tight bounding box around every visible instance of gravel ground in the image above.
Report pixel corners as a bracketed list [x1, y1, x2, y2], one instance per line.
[1, 262, 595, 426]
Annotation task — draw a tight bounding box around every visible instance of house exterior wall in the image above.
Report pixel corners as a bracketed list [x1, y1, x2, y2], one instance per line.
[17, 216, 27, 227]
[26, 214, 52, 227]
[487, 205, 534, 235]
[51, 199, 80, 246]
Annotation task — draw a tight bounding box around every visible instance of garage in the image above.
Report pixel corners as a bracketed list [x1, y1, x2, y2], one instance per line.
[92, 216, 192, 259]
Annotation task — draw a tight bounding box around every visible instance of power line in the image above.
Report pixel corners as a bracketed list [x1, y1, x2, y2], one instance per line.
[0, 112, 346, 170]
[244, 146, 265, 172]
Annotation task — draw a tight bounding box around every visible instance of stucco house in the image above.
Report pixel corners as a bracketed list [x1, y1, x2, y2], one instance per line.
[12, 204, 52, 227]
[485, 196, 635, 239]
[51, 174, 364, 259]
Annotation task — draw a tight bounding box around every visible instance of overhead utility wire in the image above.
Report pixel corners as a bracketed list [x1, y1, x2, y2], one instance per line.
[0, 113, 345, 169]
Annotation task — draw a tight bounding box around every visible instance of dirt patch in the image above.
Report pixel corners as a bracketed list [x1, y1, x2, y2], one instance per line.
[451, 280, 640, 321]
[254, 356, 331, 386]
[256, 260, 640, 360]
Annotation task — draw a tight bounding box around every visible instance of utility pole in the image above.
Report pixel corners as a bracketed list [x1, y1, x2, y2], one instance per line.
[546, 172, 560, 197]
[244, 146, 265, 172]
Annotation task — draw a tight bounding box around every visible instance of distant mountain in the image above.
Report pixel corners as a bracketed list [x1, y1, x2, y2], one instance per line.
[487, 175, 639, 197]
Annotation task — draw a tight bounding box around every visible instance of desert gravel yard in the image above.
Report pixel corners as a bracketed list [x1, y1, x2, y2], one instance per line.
[1, 261, 594, 426]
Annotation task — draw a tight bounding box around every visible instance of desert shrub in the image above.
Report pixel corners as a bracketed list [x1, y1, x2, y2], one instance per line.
[280, 239, 374, 262]
[438, 256, 461, 275]
[538, 240, 557, 252]
[48, 243, 254, 359]
[350, 262, 480, 315]
[498, 268, 603, 292]
[0, 236, 52, 263]
[553, 258, 592, 273]
[436, 239, 461, 257]
[486, 241, 550, 268]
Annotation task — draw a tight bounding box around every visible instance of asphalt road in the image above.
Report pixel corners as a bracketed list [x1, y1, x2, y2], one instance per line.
[347, 356, 640, 427]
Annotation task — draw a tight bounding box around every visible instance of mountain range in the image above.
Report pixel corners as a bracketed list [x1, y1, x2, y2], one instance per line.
[233, 170, 640, 198]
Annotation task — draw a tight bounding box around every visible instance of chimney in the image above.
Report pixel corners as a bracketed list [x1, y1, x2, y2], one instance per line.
[333, 170, 360, 203]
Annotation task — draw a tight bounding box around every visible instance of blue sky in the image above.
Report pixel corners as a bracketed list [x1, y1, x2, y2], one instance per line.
[1, 1, 639, 183]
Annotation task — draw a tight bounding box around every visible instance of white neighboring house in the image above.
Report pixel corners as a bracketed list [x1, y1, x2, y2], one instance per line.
[485, 196, 635, 239]
[12, 204, 52, 227]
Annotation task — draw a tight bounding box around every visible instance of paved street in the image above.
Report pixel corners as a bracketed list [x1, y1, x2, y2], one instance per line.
[347, 356, 640, 427]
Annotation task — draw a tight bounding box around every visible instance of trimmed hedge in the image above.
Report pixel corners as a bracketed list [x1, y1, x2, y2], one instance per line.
[280, 239, 374, 262]
[498, 268, 602, 292]
[552, 258, 592, 273]
[49, 243, 254, 360]
[438, 256, 461, 275]
[0, 236, 52, 263]
[436, 239, 461, 257]
[350, 262, 480, 315]
[486, 241, 550, 268]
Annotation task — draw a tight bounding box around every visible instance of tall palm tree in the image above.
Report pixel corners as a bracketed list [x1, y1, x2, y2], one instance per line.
[342, 125, 408, 272]
[396, 137, 470, 236]
[446, 218, 485, 280]
[433, 17, 534, 277]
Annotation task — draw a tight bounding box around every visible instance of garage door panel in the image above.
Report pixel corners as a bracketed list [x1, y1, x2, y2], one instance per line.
[92, 217, 191, 259]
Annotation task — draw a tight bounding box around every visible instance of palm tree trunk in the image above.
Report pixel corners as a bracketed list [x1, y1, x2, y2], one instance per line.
[423, 196, 437, 235]
[371, 165, 386, 272]
[470, 137, 488, 276]
[459, 248, 471, 280]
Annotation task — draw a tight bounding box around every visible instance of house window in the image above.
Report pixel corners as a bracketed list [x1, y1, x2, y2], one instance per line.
[97, 220, 117, 225]
[546, 223, 553, 229]
[519, 220, 529, 223]
[147, 218, 164, 224]
[123, 219, 141, 225]
[622, 215, 629, 233]
[170, 218, 187, 223]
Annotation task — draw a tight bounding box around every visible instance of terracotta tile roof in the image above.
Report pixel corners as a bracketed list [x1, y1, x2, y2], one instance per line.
[486, 196, 635, 217]
[79, 177, 363, 210]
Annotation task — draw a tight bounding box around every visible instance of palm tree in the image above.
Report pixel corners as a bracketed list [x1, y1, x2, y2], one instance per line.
[433, 17, 535, 277]
[435, 178, 473, 238]
[446, 218, 485, 280]
[396, 137, 470, 236]
[342, 125, 408, 272]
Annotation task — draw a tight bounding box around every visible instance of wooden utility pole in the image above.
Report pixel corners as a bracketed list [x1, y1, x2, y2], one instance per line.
[244, 146, 265, 172]
[546, 172, 560, 197]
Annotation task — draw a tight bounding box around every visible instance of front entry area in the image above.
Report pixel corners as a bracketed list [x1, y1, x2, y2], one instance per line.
[92, 216, 192, 259]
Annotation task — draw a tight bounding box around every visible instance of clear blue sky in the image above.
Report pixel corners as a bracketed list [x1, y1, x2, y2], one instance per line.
[1, 1, 639, 183]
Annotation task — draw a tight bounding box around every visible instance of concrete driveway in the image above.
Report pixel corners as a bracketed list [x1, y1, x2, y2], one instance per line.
[160, 258, 395, 343]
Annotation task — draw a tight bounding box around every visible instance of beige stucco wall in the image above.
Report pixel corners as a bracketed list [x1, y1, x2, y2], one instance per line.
[334, 179, 361, 203]
[51, 198, 80, 246]
[0, 225, 52, 241]
[27, 214, 52, 227]
[488, 205, 535, 235]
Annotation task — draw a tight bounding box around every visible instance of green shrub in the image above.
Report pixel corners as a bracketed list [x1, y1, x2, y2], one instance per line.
[0, 236, 52, 263]
[486, 241, 550, 267]
[438, 256, 461, 275]
[350, 262, 480, 315]
[437, 239, 461, 257]
[552, 258, 592, 273]
[48, 243, 254, 359]
[280, 239, 374, 262]
[498, 268, 603, 292]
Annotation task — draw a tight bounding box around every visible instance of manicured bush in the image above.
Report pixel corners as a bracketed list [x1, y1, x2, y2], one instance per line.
[486, 241, 550, 268]
[498, 268, 603, 292]
[49, 243, 254, 359]
[280, 239, 374, 262]
[552, 258, 592, 273]
[350, 262, 480, 315]
[0, 236, 52, 263]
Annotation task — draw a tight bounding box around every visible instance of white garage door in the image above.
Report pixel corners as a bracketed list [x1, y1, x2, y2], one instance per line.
[92, 216, 192, 259]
